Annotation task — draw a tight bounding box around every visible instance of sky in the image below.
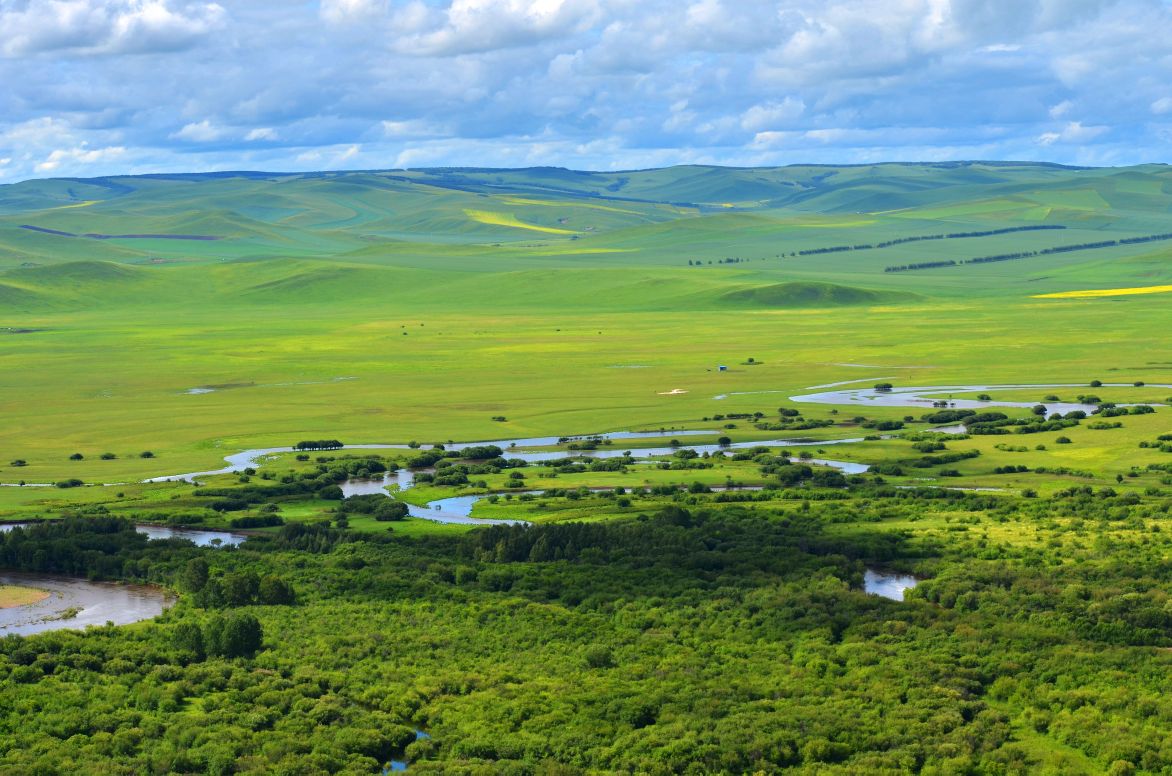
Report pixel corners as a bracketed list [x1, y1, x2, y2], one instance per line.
[0, 0, 1170, 183]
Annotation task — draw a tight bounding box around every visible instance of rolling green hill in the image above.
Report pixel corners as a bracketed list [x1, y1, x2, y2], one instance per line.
[1, 162, 1170, 477]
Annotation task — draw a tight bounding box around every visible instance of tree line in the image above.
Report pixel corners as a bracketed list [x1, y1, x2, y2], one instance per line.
[886, 231, 1172, 272]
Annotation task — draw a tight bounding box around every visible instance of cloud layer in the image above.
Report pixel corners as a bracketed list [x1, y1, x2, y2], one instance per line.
[0, 0, 1169, 182]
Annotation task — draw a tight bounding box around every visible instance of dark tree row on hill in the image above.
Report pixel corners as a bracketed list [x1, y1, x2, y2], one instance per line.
[798, 225, 1066, 257]
[886, 231, 1172, 272]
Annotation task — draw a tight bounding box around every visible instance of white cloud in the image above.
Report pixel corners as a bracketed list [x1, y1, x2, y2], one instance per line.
[1037, 121, 1108, 146]
[319, 0, 386, 24]
[171, 120, 225, 142]
[1151, 97, 1172, 115]
[387, 0, 602, 55]
[36, 144, 126, 172]
[0, 0, 227, 57]
[740, 98, 806, 132]
[245, 127, 277, 141]
[382, 120, 446, 138]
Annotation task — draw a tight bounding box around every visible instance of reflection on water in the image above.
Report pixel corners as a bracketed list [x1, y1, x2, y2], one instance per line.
[0, 571, 174, 636]
[339, 469, 416, 498]
[134, 525, 247, 547]
[383, 730, 430, 774]
[2, 522, 246, 547]
[864, 569, 920, 601]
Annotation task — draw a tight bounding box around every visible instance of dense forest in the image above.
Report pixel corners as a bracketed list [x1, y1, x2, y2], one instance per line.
[2, 480, 1171, 774]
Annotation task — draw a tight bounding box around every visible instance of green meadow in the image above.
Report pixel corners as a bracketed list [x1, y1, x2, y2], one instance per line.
[1, 162, 1171, 482]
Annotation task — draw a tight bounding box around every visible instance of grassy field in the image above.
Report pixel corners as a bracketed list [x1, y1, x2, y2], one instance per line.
[1, 162, 1170, 487]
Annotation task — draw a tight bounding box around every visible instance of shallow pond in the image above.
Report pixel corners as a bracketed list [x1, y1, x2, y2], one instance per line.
[864, 569, 920, 601]
[0, 571, 174, 636]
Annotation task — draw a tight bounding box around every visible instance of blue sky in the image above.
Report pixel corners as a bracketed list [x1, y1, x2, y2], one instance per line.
[0, 0, 1169, 182]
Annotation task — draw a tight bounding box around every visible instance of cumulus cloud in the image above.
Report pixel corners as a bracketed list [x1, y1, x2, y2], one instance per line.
[171, 120, 226, 142]
[387, 0, 603, 56]
[36, 143, 125, 172]
[0, 0, 227, 57]
[0, 0, 1169, 183]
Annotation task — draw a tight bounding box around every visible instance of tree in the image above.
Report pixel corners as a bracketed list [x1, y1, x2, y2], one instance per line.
[221, 571, 259, 607]
[374, 500, 409, 521]
[180, 558, 209, 593]
[205, 613, 263, 658]
[257, 575, 295, 605]
[173, 622, 205, 662]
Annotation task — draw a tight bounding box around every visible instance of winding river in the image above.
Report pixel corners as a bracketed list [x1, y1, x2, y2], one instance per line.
[0, 571, 174, 636]
[139, 429, 871, 526]
[342, 485, 769, 527]
[789, 382, 1171, 416]
[7, 382, 1166, 526]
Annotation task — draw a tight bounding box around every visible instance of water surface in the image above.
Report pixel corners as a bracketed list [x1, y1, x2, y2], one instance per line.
[864, 569, 920, 601]
[0, 571, 174, 636]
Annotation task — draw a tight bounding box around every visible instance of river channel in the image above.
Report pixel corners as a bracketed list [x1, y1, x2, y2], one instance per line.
[0, 571, 174, 636]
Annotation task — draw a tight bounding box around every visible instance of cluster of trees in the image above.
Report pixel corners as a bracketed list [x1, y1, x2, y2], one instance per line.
[1138, 432, 1172, 453]
[198, 455, 390, 506]
[686, 257, 747, 265]
[0, 518, 198, 581]
[919, 408, 1092, 436]
[173, 613, 263, 660]
[180, 559, 296, 608]
[336, 494, 409, 522]
[294, 439, 344, 451]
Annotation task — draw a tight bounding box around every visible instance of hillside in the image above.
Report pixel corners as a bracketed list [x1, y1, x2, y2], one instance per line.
[2, 162, 1172, 308]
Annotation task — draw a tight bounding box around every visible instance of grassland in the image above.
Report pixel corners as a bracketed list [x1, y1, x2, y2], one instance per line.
[0, 162, 1169, 487]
